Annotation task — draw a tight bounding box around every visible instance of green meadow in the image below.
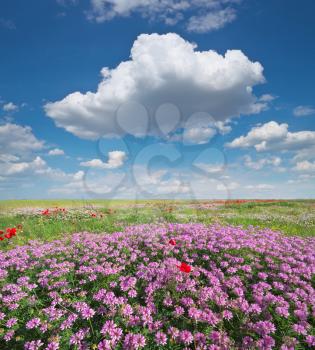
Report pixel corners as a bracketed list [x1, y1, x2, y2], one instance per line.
[1, 199, 314, 251]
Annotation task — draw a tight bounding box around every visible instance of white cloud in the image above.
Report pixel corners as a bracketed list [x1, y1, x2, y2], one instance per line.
[3, 102, 18, 112]
[226, 121, 287, 149]
[292, 147, 315, 162]
[155, 179, 190, 195]
[258, 94, 276, 102]
[217, 181, 240, 191]
[215, 121, 232, 135]
[48, 148, 65, 156]
[287, 175, 315, 185]
[181, 112, 233, 144]
[87, 0, 239, 32]
[0, 123, 78, 186]
[0, 123, 44, 156]
[132, 166, 190, 196]
[293, 105, 315, 117]
[187, 8, 236, 33]
[194, 163, 224, 174]
[0, 153, 89, 198]
[294, 160, 315, 172]
[245, 184, 275, 190]
[45, 33, 266, 140]
[183, 126, 217, 145]
[243, 155, 281, 170]
[0, 156, 50, 176]
[227, 121, 315, 153]
[80, 151, 127, 169]
[49, 170, 121, 195]
[73, 170, 85, 181]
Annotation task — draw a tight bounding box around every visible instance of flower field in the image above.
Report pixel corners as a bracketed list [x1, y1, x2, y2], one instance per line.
[0, 220, 315, 349]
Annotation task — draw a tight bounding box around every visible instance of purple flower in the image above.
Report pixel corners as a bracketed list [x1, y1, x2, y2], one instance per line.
[306, 335, 315, 347]
[174, 306, 185, 317]
[256, 335, 275, 350]
[179, 330, 193, 345]
[70, 328, 89, 346]
[24, 340, 44, 350]
[101, 319, 123, 342]
[6, 317, 17, 328]
[45, 342, 59, 350]
[292, 322, 308, 335]
[252, 321, 276, 336]
[155, 331, 167, 346]
[222, 310, 233, 320]
[81, 307, 95, 319]
[60, 314, 78, 330]
[4, 330, 15, 342]
[123, 333, 146, 349]
[26, 318, 41, 329]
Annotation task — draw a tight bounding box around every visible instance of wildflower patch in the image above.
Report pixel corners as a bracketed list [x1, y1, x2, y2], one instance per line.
[0, 224, 314, 349]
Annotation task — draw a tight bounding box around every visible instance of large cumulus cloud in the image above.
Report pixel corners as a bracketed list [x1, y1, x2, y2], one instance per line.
[45, 33, 266, 140]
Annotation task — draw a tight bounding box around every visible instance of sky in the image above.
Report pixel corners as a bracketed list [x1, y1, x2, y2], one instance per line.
[0, 0, 315, 200]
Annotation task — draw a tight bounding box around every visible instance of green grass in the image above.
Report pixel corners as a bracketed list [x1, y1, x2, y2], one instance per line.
[0, 199, 314, 250]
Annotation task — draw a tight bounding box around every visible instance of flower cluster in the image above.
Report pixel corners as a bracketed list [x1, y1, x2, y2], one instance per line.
[0, 225, 22, 242]
[41, 208, 66, 216]
[0, 224, 314, 349]
[39, 207, 112, 220]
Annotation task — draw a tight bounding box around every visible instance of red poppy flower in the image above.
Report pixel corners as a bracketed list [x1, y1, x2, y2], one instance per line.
[91, 213, 97, 218]
[169, 239, 176, 246]
[5, 228, 16, 237]
[6, 228, 16, 235]
[0, 230, 4, 235]
[42, 209, 50, 216]
[0, 236, 4, 241]
[177, 262, 192, 273]
[4, 233, 11, 239]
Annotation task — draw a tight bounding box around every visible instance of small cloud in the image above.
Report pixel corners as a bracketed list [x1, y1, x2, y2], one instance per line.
[194, 163, 223, 174]
[187, 8, 236, 33]
[48, 148, 65, 156]
[80, 151, 127, 169]
[243, 155, 281, 170]
[293, 105, 315, 117]
[217, 181, 240, 191]
[0, 123, 44, 156]
[259, 94, 276, 102]
[3, 102, 18, 113]
[294, 160, 315, 172]
[245, 184, 275, 190]
[226, 121, 315, 153]
[183, 126, 217, 145]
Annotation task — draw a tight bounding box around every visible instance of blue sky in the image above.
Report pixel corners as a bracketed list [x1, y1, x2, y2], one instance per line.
[0, 0, 315, 200]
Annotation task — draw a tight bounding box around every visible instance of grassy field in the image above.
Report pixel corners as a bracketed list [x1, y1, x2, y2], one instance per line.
[1, 199, 314, 250]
